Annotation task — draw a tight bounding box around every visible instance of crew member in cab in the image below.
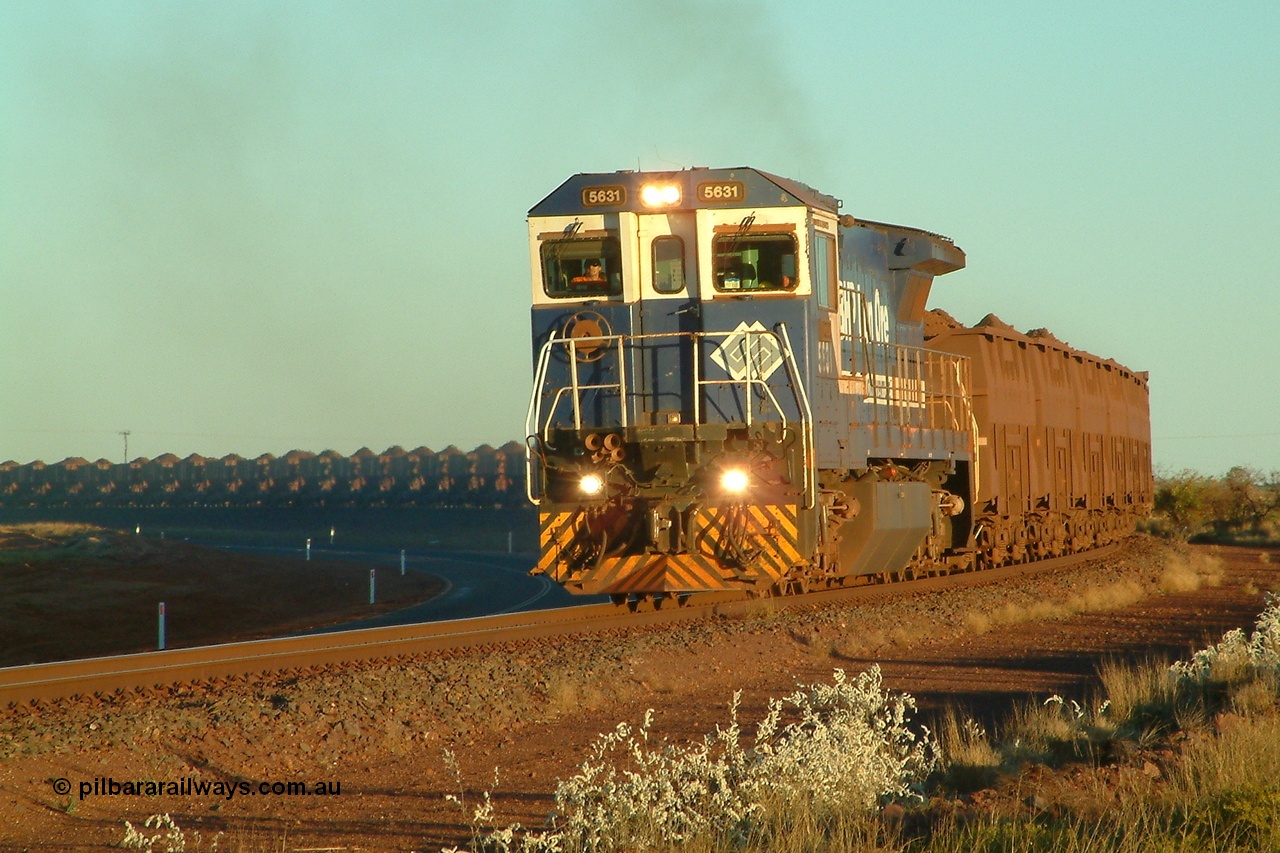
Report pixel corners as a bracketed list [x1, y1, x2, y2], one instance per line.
[573, 259, 605, 285]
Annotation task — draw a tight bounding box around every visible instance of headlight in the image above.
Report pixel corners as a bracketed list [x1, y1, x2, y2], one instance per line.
[720, 469, 750, 493]
[640, 183, 681, 208]
[579, 473, 605, 496]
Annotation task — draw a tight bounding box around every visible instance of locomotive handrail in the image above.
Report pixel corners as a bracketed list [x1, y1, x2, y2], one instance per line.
[530, 329, 805, 435]
[776, 322, 816, 509]
[527, 325, 814, 502]
[690, 328, 795, 433]
[526, 329, 560, 435]
[524, 330, 560, 505]
[953, 357, 982, 496]
[526, 328, 811, 503]
[526, 331, 631, 503]
[850, 336, 973, 437]
[563, 334, 630, 432]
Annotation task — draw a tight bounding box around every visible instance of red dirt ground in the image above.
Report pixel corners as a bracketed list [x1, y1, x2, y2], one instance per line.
[0, 525, 444, 667]
[0, 535, 1277, 851]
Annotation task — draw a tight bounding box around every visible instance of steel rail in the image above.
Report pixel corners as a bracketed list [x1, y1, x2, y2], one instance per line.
[0, 544, 1118, 708]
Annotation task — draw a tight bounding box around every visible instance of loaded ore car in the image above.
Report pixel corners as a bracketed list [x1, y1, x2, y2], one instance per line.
[522, 167, 1152, 601]
[924, 310, 1152, 567]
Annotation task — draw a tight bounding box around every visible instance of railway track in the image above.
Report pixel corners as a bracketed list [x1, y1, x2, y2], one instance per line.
[0, 545, 1116, 708]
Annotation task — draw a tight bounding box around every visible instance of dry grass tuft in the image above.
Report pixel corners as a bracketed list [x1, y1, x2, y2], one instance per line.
[1006, 696, 1091, 758]
[936, 710, 1001, 791]
[887, 626, 915, 646]
[1095, 655, 1175, 728]
[546, 678, 609, 716]
[0, 522, 103, 539]
[739, 598, 782, 623]
[829, 630, 885, 659]
[787, 627, 820, 648]
[1228, 673, 1279, 716]
[827, 638, 866, 660]
[1074, 578, 1146, 612]
[1160, 552, 1225, 593]
[962, 580, 1145, 636]
[629, 664, 678, 694]
[1168, 713, 1280, 799]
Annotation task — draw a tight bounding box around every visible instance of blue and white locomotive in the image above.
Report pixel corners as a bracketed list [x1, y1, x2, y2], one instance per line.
[524, 167, 982, 600]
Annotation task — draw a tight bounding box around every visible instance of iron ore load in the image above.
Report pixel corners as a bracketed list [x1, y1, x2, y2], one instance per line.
[523, 167, 1152, 602]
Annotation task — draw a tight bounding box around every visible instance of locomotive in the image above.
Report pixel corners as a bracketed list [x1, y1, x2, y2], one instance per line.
[523, 167, 1152, 600]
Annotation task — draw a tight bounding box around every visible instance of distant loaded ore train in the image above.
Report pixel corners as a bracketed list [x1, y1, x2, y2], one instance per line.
[523, 167, 1153, 600]
[0, 443, 526, 508]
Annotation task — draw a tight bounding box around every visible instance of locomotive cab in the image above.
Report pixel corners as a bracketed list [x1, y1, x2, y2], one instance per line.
[526, 168, 977, 598]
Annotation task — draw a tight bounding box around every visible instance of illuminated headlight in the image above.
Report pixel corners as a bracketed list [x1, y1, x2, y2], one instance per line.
[720, 469, 750, 493]
[640, 183, 681, 208]
[579, 473, 605, 496]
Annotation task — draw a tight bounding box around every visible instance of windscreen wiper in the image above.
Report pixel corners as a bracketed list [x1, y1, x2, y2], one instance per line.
[546, 219, 583, 265]
[722, 213, 756, 258]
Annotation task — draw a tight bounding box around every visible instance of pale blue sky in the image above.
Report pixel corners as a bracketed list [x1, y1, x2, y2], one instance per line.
[2, 1, 1277, 475]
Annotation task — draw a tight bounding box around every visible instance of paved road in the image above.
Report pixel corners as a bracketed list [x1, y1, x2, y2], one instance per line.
[199, 541, 607, 631]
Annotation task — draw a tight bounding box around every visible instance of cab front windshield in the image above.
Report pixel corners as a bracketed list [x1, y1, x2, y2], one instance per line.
[713, 233, 798, 292]
[541, 236, 622, 298]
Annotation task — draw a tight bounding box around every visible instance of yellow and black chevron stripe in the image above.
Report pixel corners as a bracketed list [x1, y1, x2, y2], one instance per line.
[578, 552, 731, 594]
[535, 503, 806, 594]
[692, 503, 803, 583]
[533, 509, 579, 580]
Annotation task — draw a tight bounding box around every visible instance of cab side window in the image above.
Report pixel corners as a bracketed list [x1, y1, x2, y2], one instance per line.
[814, 232, 836, 310]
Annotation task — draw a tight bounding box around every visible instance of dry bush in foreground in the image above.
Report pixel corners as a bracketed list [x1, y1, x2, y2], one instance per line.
[441, 598, 1280, 853]
[444, 666, 936, 853]
[927, 598, 1280, 853]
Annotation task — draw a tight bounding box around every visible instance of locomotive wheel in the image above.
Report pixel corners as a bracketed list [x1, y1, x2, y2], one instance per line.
[1025, 522, 1043, 559]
